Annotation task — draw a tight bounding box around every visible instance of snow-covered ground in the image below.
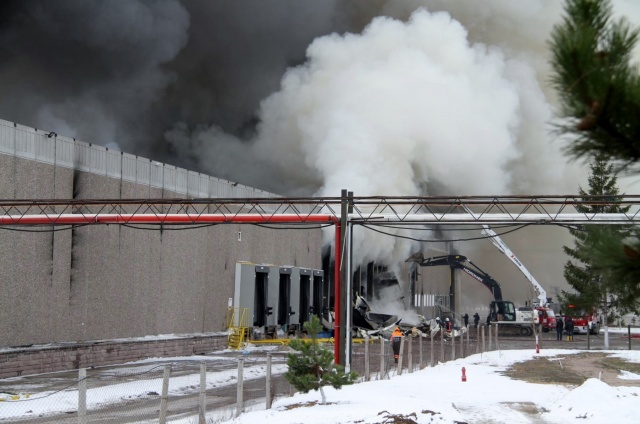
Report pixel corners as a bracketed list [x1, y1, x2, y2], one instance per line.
[0, 327, 638, 423]
[226, 348, 640, 424]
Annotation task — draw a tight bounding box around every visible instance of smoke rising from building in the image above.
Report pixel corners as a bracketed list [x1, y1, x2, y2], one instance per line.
[2, 1, 640, 272]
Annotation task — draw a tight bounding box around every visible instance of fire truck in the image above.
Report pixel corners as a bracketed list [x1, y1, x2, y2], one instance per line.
[480, 225, 557, 332]
[410, 254, 535, 336]
[565, 306, 599, 335]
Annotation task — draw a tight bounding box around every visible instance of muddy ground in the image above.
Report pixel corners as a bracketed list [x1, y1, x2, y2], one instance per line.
[503, 352, 640, 387]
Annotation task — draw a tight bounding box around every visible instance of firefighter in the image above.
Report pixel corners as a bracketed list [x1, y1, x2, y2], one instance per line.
[463, 313, 469, 328]
[566, 317, 575, 341]
[556, 316, 564, 341]
[473, 313, 480, 327]
[435, 316, 443, 328]
[445, 318, 452, 332]
[390, 326, 403, 364]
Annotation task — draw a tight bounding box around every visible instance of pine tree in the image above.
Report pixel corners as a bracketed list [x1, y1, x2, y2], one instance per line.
[284, 315, 358, 404]
[560, 154, 631, 317]
[550, 0, 640, 314]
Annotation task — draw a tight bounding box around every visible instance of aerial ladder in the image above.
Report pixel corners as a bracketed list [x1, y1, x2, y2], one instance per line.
[480, 225, 557, 331]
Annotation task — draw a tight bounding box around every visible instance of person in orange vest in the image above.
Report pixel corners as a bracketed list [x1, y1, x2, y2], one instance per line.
[390, 326, 403, 364]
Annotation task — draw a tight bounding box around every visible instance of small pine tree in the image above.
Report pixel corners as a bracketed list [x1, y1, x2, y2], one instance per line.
[284, 315, 358, 404]
[561, 154, 631, 320]
[549, 0, 640, 311]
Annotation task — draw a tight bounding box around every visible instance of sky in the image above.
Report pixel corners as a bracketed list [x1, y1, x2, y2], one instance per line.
[3, 0, 640, 199]
[2, 1, 640, 299]
[1, 328, 639, 423]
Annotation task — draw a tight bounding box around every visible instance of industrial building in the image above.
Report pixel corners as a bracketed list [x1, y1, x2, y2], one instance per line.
[0, 118, 323, 351]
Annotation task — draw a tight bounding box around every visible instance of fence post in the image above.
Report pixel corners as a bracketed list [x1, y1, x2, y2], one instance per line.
[159, 364, 171, 424]
[408, 335, 413, 373]
[481, 326, 485, 353]
[199, 363, 207, 424]
[629, 325, 632, 350]
[364, 334, 370, 381]
[450, 331, 456, 361]
[466, 327, 469, 356]
[430, 330, 434, 367]
[488, 325, 492, 351]
[236, 357, 244, 417]
[379, 339, 385, 380]
[440, 329, 444, 363]
[419, 332, 423, 369]
[266, 353, 272, 409]
[78, 368, 87, 424]
[398, 337, 405, 375]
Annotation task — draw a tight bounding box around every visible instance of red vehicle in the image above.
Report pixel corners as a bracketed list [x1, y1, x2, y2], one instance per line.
[535, 307, 557, 332]
[564, 309, 599, 335]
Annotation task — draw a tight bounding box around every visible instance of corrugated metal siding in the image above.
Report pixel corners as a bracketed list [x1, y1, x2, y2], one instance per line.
[0, 118, 285, 201]
[56, 136, 75, 168]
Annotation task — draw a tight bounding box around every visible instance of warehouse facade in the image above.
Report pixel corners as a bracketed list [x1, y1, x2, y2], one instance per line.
[0, 119, 323, 349]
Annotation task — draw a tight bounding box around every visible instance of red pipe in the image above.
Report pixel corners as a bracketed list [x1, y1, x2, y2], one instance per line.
[334, 222, 341, 364]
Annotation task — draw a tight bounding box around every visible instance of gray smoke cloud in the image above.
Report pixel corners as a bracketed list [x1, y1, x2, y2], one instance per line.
[0, 0, 190, 151]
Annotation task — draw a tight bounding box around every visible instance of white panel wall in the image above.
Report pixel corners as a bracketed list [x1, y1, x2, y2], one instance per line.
[0, 118, 291, 210]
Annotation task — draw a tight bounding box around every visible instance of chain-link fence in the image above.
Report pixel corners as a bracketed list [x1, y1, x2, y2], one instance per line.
[2, 324, 635, 423]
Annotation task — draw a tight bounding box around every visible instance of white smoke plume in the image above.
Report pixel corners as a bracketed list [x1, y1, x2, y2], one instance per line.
[217, 7, 573, 266]
[165, 1, 640, 279]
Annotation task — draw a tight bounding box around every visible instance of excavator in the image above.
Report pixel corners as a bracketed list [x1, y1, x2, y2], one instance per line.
[407, 253, 535, 336]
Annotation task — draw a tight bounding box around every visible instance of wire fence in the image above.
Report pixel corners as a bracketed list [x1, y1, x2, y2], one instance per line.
[1, 324, 636, 423]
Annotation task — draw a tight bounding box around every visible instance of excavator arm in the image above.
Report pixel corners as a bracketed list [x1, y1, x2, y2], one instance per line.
[416, 254, 503, 301]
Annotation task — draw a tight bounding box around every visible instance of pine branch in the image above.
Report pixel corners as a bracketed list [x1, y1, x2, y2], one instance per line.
[549, 0, 640, 168]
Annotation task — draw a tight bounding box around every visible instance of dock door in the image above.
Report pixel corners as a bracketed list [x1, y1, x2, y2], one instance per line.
[277, 267, 293, 327]
[313, 269, 325, 319]
[299, 269, 312, 325]
[253, 266, 270, 327]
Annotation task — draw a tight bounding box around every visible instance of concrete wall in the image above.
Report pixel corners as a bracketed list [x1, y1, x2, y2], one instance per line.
[0, 122, 322, 348]
[0, 334, 228, 379]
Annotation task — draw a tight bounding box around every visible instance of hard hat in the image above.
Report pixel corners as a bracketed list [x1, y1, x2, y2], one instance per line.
[436, 317, 440, 320]
[445, 318, 450, 321]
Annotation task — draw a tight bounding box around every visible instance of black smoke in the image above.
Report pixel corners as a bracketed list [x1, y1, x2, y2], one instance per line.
[0, 0, 377, 177]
